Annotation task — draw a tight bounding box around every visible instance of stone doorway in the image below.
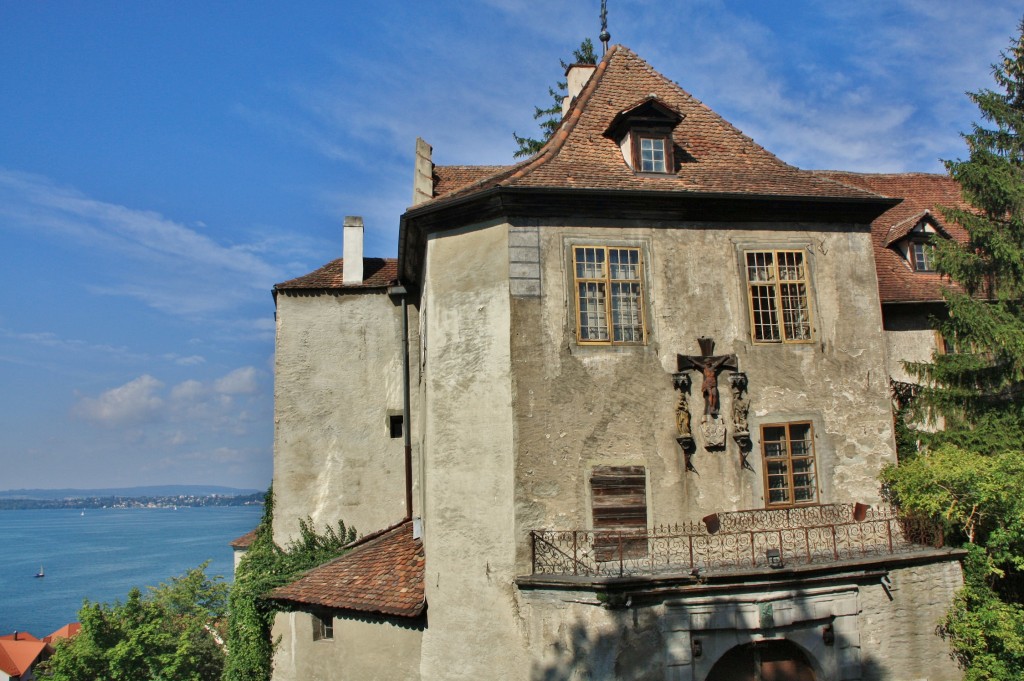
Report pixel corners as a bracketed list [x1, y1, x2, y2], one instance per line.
[706, 640, 816, 681]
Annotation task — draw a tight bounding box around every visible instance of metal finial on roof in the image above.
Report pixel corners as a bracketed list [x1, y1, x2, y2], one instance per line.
[599, 0, 610, 54]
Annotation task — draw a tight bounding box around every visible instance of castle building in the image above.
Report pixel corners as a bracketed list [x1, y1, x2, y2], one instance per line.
[266, 45, 965, 681]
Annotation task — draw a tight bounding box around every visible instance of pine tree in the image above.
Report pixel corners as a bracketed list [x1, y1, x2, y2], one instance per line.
[512, 39, 597, 159]
[907, 20, 1024, 449]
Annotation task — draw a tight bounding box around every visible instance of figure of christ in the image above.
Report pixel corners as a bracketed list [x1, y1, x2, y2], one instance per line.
[678, 352, 737, 418]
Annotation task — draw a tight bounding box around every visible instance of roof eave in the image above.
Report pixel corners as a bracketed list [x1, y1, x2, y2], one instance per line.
[398, 186, 900, 283]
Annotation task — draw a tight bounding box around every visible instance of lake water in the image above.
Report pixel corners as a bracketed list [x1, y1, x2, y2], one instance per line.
[0, 506, 263, 637]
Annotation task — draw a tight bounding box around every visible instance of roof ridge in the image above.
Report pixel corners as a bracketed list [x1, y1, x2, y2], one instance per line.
[496, 44, 619, 186]
[815, 169, 953, 179]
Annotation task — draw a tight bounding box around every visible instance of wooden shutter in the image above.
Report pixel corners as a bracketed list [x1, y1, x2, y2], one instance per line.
[591, 465, 647, 560]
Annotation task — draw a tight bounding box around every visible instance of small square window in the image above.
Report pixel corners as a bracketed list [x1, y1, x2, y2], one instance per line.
[630, 131, 673, 174]
[388, 414, 404, 439]
[313, 613, 334, 641]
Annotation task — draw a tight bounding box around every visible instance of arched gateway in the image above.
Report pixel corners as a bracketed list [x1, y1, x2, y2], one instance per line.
[707, 640, 817, 681]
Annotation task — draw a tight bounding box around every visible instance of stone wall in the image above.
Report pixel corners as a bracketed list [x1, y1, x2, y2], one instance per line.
[859, 559, 964, 681]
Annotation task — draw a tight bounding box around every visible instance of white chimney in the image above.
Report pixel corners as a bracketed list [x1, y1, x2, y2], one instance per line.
[562, 64, 597, 117]
[343, 216, 364, 285]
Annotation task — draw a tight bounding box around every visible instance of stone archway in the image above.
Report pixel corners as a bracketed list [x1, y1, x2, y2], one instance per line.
[706, 639, 816, 681]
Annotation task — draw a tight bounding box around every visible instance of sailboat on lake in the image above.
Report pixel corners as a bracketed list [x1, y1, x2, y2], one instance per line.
[34, 565, 44, 578]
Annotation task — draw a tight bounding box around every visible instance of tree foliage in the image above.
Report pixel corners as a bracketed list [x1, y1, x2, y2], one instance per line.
[512, 39, 597, 158]
[39, 565, 228, 681]
[222, 488, 356, 681]
[885, 21, 1024, 680]
[905, 20, 1024, 446]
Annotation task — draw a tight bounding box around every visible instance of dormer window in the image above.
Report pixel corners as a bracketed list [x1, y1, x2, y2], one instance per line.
[909, 239, 934, 271]
[637, 133, 671, 173]
[605, 96, 682, 175]
[886, 212, 946, 274]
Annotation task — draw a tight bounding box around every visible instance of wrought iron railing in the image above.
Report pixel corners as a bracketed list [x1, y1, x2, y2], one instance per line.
[529, 504, 942, 578]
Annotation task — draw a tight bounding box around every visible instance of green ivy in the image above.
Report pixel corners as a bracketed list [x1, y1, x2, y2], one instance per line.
[222, 488, 355, 681]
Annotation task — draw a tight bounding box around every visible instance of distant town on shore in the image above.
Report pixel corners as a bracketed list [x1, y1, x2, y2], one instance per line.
[0, 485, 265, 510]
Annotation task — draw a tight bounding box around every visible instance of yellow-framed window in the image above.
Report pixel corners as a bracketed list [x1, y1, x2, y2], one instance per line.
[761, 422, 817, 507]
[573, 246, 646, 344]
[745, 250, 812, 343]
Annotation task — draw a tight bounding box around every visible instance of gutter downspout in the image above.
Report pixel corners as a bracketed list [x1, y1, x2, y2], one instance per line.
[389, 284, 413, 521]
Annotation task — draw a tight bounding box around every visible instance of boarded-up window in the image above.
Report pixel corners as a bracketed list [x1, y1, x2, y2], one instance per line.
[590, 465, 648, 560]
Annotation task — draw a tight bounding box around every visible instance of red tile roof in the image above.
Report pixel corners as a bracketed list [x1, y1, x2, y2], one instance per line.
[43, 623, 81, 644]
[433, 165, 510, 197]
[268, 520, 425, 618]
[274, 257, 398, 292]
[229, 528, 258, 549]
[0, 638, 48, 677]
[427, 45, 882, 205]
[815, 171, 970, 303]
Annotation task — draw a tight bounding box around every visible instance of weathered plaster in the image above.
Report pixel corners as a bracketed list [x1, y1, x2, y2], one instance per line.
[418, 221, 528, 680]
[511, 220, 897, 572]
[271, 611, 423, 681]
[272, 290, 415, 546]
[858, 560, 964, 681]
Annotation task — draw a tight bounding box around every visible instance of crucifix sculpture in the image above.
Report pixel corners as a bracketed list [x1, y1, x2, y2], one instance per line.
[676, 337, 738, 450]
[678, 338, 737, 418]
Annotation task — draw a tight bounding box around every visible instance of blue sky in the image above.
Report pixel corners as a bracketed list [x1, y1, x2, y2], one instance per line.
[0, 1, 1019, 490]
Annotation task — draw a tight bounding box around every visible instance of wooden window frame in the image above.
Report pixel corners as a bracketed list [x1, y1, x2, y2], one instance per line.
[590, 465, 648, 561]
[631, 129, 674, 174]
[909, 239, 935, 272]
[572, 245, 648, 346]
[312, 613, 334, 641]
[760, 422, 818, 508]
[744, 249, 814, 344]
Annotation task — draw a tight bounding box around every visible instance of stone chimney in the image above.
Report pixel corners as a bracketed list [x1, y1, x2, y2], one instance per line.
[562, 64, 597, 117]
[343, 216, 364, 285]
[412, 137, 433, 206]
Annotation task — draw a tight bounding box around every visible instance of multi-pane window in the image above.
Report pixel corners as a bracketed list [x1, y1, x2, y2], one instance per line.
[632, 132, 673, 173]
[313, 614, 334, 641]
[910, 241, 934, 271]
[745, 250, 812, 343]
[761, 422, 817, 507]
[639, 137, 666, 172]
[591, 465, 648, 560]
[574, 246, 646, 344]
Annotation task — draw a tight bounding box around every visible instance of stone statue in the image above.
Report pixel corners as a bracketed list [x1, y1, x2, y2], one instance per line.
[730, 372, 749, 434]
[676, 391, 692, 438]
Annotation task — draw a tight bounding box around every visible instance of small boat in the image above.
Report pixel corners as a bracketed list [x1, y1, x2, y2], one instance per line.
[34, 565, 44, 578]
[80, 511, 85, 517]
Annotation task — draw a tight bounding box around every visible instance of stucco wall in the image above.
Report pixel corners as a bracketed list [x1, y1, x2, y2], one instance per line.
[883, 304, 944, 385]
[511, 220, 897, 558]
[271, 611, 422, 681]
[417, 221, 528, 680]
[859, 559, 964, 681]
[272, 290, 413, 545]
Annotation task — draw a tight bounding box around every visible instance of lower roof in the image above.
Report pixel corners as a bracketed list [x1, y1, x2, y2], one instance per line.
[267, 519, 425, 618]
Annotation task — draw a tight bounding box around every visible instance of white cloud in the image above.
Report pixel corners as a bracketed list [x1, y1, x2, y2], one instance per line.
[0, 169, 289, 323]
[73, 374, 165, 427]
[214, 366, 260, 395]
[170, 379, 205, 402]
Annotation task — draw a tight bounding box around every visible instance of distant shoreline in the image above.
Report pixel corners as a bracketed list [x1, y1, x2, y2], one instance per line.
[0, 493, 265, 511]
